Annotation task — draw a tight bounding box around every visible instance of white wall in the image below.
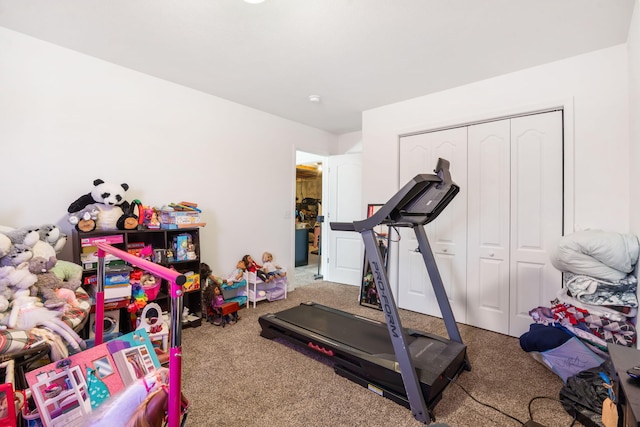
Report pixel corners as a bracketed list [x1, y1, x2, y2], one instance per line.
[0, 27, 336, 279]
[362, 44, 630, 234]
[337, 131, 363, 154]
[630, 1, 640, 238]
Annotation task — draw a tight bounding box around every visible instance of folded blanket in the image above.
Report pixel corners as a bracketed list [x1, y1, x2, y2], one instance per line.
[555, 288, 637, 322]
[550, 230, 639, 281]
[565, 272, 638, 307]
[529, 300, 637, 347]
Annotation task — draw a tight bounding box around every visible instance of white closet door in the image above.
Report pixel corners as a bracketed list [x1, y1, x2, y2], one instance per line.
[509, 111, 563, 337]
[398, 128, 468, 321]
[466, 120, 511, 334]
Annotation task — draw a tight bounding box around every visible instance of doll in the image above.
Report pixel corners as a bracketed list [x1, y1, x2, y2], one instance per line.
[261, 251, 286, 282]
[226, 260, 247, 285]
[242, 255, 268, 282]
[211, 284, 237, 326]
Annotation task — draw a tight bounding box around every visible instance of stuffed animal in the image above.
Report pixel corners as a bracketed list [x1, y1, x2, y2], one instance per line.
[0, 233, 11, 258]
[52, 232, 67, 254]
[2, 289, 86, 352]
[0, 244, 33, 267]
[0, 270, 13, 312]
[4, 226, 40, 248]
[28, 256, 81, 309]
[68, 204, 100, 232]
[50, 260, 83, 283]
[55, 287, 80, 309]
[0, 263, 37, 296]
[68, 179, 131, 231]
[38, 224, 60, 245]
[31, 224, 67, 259]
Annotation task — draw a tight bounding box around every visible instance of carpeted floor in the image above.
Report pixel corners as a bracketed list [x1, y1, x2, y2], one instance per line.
[181, 281, 583, 427]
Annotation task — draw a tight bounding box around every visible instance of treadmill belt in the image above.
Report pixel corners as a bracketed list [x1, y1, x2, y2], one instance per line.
[274, 304, 416, 356]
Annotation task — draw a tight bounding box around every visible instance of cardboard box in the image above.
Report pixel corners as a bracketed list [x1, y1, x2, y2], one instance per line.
[87, 284, 132, 301]
[175, 234, 189, 261]
[183, 273, 200, 292]
[159, 211, 201, 228]
[80, 234, 124, 247]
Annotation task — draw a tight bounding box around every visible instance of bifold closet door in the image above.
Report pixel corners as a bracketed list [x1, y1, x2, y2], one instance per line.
[465, 111, 563, 337]
[508, 112, 563, 337]
[398, 111, 562, 337]
[466, 120, 511, 335]
[397, 127, 468, 322]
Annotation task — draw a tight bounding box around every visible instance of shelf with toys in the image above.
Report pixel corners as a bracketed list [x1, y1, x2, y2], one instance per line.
[72, 227, 203, 338]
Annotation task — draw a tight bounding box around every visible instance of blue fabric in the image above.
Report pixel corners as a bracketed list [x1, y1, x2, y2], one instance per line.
[223, 280, 246, 290]
[519, 323, 572, 352]
[224, 296, 247, 306]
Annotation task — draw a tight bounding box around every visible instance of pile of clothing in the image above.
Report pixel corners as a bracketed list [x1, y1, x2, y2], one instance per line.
[520, 230, 639, 382]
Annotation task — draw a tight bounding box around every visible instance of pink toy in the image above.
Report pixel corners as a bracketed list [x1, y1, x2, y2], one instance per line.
[95, 243, 185, 427]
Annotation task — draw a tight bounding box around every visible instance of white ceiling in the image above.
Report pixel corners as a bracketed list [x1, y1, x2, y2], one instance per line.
[0, 0, 635, 135]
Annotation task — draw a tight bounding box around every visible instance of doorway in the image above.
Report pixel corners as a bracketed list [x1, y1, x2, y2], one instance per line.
[295, 152, 325, 286]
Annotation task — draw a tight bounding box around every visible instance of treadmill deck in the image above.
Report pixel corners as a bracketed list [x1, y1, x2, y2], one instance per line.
[259, 302, 468, 408]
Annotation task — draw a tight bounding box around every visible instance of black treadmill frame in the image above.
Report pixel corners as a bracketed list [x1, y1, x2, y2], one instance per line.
[333, 158, 470, 424]
[262, 158, 470, 424]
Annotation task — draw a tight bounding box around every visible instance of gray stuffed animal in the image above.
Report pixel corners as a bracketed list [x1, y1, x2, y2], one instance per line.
[0, 244, 33, 267]
[28, 256, 81, 309]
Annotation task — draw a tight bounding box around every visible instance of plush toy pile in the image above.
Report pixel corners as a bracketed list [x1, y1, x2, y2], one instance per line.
[0, 224, 87, 355]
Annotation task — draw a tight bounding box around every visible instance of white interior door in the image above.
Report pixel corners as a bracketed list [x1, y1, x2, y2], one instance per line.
[398, 128, 468, 321]
[509, 111, 563, 337]
[326, 153, 363, 286]
[466, 120, 511, 334]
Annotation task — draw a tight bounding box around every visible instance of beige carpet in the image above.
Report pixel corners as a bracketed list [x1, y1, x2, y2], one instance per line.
[181, 282, 583, 427]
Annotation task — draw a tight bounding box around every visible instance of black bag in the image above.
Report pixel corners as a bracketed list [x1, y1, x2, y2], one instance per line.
[559, 359, 613, 427]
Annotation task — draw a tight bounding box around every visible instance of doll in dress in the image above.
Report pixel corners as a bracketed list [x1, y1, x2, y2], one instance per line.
[242, 255, 268, 282]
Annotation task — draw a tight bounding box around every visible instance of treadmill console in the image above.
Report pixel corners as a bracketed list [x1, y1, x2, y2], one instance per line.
[331, 158, 459, 232]
[380, 158, 459, 228]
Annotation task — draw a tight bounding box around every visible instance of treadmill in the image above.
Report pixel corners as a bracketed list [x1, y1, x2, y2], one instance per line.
[259, 158, 470, 424]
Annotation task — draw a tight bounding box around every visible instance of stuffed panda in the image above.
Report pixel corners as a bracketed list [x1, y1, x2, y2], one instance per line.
[68, 179, 131, 231]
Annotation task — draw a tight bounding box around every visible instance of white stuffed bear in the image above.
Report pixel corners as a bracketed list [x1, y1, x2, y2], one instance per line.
[67, 179, 130, 231]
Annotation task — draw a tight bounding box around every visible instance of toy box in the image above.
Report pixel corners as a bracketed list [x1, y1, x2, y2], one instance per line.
[183, 273, 200, 292]
[159, 211, 201, 229]
[174, 234, 189, 261]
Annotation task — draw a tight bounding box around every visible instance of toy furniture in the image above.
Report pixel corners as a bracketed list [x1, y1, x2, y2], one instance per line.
[30, 365, 91, 427]
[93, 242, 186, 427]
[137, 303, 169, 352]
[220, 280, 247, 307]
[246, 271, 287, 308]
[215, 302, 239, 327]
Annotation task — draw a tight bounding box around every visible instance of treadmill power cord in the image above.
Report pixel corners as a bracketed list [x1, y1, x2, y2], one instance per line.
[447, 377, 572, 427]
